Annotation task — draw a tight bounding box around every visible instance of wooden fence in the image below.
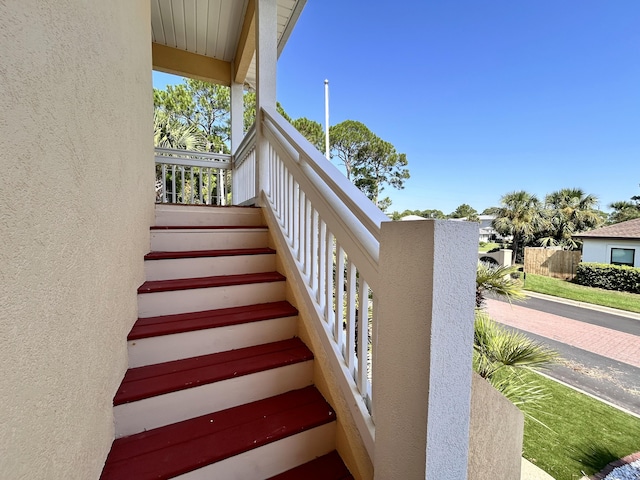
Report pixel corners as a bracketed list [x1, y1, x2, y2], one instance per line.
[524, 248, 582, 280]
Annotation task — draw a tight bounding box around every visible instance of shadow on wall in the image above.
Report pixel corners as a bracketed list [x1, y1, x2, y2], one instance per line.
[479, 249, 512, 268]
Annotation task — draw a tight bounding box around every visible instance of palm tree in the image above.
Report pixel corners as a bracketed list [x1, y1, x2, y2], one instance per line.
[539, 188, 603, 249]
[474, 262, 558, 421]
[153, 111, 206, 151]
[492, 191, 544, 263]
[473, 309, 558, 420]
[476, 263, 527, 308]
[609, 200, 640, 224]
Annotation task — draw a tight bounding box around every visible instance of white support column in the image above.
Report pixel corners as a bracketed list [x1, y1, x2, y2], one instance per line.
[230, 77, 243, 205]
[230, 78, 244, 155]
[373, 219, 478, 480]
[255, 0, 277, 204]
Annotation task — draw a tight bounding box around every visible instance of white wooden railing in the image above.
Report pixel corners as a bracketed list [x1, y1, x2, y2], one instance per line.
[232, 125, 257, 205]
[155, 147, 231, 205]
[152, 110, 478, 473]
[254, 106, 390, 456]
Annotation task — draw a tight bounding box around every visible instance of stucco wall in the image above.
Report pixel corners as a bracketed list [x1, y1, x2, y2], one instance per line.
[0, 1, 154, 478]
[468, 373, 524, 480]
[582, 238, 640, 267]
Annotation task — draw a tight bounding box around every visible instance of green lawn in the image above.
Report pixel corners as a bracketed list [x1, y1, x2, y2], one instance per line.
[478, 242, 500, 252]
[522, 273, 640, 314]
[522, 371, 640, 480]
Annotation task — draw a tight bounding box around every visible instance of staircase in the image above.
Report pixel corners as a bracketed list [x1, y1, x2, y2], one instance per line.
[101, 204, 353, 480]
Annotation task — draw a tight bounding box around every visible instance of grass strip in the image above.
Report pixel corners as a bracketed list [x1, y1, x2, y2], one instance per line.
[522, 273, 640, 314]
[522, 371, 640, 480]
[478, 242, 501, 252]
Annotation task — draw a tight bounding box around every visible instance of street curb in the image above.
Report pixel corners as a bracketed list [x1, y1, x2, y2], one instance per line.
[522, 291, 640, 322]
[537, 371, 640, 420]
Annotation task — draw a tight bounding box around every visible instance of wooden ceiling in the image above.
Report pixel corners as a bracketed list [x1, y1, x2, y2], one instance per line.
[150, 0, 305, 87]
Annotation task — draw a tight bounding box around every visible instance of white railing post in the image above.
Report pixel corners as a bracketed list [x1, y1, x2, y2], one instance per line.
[230, 76, 243, 206]
[255, 0, 277, 203]
[373, 219, 478, 480]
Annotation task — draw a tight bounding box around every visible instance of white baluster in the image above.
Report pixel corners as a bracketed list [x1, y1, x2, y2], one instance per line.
[325, 230, 334, 328]
[346, 259, 357, 374]
[318, 219, 326, 309]
[161, 164, 167, 203]
[335, 244, 345, 351]
[357, 278, 369, 395]
[171, 165, 176, 204]
[180, 167, 185, 204]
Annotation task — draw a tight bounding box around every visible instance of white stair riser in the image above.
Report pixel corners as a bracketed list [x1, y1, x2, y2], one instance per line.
[155, 205, 263, 227]
[150, 229, 269, 251]
[114, 361, 314, 438]
[128, 316, 297, 367]
[145, 254, 276, 281]
[138, 281, 285, 318]
[174, 422, 336, 480]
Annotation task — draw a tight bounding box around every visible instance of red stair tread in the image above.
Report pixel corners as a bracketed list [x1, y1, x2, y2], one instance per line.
[129, 301, 298, 340]
[151, 225, 266, 230]
[138, 271, 285, 294]
[144, 247, 275, 260]
[101, 386, 335, 480]
[268, 451, 354, 480]
[114, 338, 313, 405]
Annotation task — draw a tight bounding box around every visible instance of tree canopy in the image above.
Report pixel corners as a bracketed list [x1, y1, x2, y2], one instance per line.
[492, 191, 544, 263]
[538, 188, 603, 249]
[609, 184, 640, 224]
[449, 204, 480, 222]
[154, 78, 409, 212]
[329, 120, 375, 180]
[291, 117, 324, 152]
[154, 79, 230, 153]
[329, 120, 409, 211]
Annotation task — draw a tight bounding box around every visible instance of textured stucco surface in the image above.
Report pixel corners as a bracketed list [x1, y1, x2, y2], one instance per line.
[0, 1, 154, 478]
[374, 220, 478, 479]
[468, 374, 524, 480]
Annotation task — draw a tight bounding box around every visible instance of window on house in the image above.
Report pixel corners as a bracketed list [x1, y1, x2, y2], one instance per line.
[611, 248, 635, 266]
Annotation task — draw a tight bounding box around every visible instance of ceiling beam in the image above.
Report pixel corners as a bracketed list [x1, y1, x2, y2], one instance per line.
[152, 43, 231, 86]
[233, 0, 255, 84]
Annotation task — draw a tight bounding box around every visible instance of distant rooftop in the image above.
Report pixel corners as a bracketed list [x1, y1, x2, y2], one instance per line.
[573, 218, 640, 240]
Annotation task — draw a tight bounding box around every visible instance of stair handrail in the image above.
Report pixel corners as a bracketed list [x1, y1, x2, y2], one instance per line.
[262, 110, 387, 242]
[258, 106, 390, 456]
[231, 125, 258, 205]
[234, 124, 257, 169]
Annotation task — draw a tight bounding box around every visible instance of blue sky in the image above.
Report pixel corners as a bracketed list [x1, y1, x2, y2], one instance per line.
[154, 0, 640, 215]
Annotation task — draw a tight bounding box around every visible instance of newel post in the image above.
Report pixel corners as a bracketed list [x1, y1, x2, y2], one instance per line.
[373, 220, 478, 479]
[255, 0, 277, 203]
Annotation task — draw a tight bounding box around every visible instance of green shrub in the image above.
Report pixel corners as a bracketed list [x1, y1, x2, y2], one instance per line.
[574, 262, 640, 294]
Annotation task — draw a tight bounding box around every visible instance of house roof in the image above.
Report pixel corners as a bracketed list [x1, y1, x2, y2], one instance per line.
[573, 218, 640, 240]
[151, 0, 306, 87]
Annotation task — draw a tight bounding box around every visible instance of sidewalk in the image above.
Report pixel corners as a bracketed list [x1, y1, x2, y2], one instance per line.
[485, 298, 640, 369]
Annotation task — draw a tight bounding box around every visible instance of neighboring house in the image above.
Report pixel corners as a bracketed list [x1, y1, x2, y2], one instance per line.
[478, 214, 497, 242]
[1, 2, 523, 479]
[574, 218, 640, 267]
[448, 214, 503, 243]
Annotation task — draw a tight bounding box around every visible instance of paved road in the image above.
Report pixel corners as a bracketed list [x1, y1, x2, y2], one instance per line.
[510, 296, 640, 336]
[486, 296, 640, 416]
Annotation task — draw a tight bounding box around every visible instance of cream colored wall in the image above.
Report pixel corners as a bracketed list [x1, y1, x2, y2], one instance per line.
[468, 373, 524, 480]
[0, 1, 154, 478]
